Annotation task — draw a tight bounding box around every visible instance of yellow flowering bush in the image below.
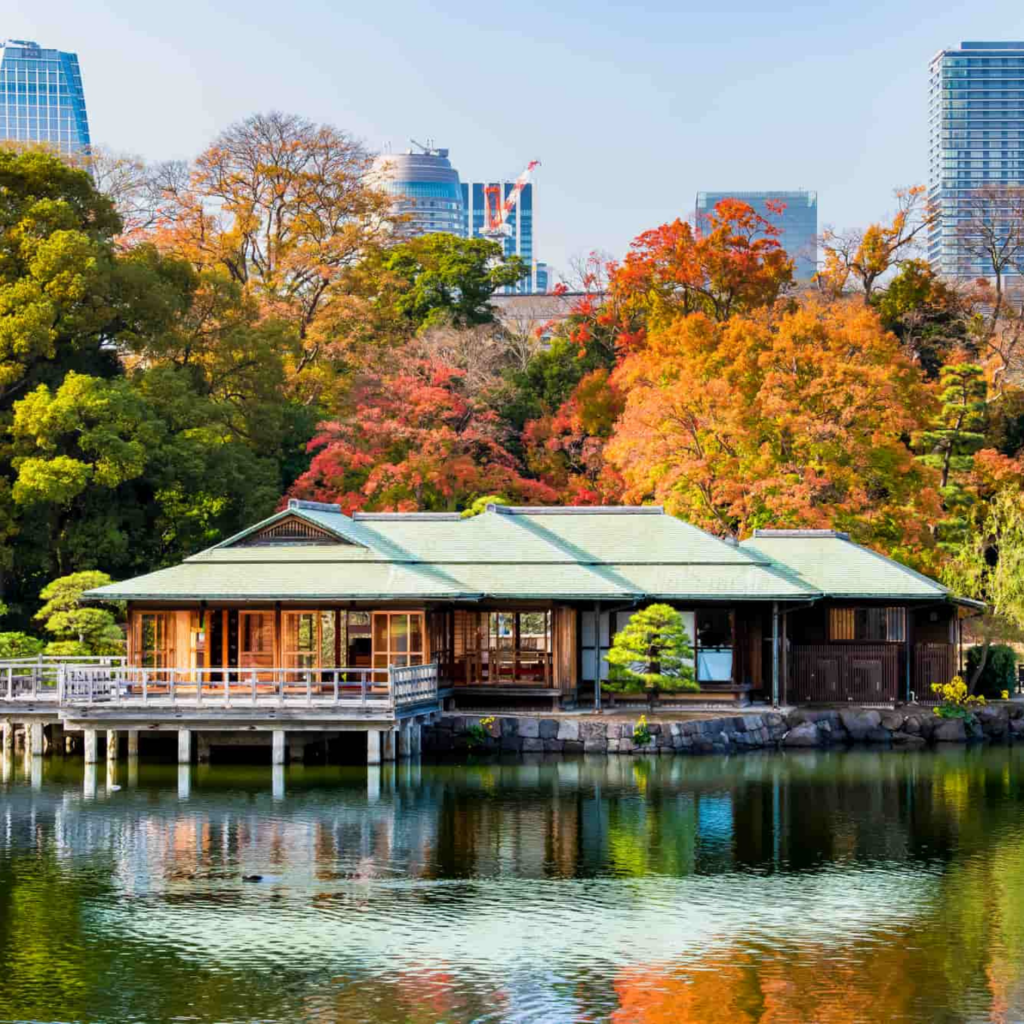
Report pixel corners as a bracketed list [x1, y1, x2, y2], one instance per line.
[467, 715, 496, 749]
[633, 714, 652, 748]
[931, 676, 986, 720]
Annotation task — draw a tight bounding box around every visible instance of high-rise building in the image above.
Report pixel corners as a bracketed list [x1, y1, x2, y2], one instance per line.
[695, 190, 818, 280]
[928, 41, 1024, 278]
[371, 143, 466, 237]
[462, 180, 549, 294]
[0, 39, 90, 155]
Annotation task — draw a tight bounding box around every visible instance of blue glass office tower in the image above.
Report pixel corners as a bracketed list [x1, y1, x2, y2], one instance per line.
[462, 180, 548, 294]
[0, 39, 90, 155]
[929, 42, 1024, 277]
[371, 145, 466, 237]
[695, 190, 818, 280]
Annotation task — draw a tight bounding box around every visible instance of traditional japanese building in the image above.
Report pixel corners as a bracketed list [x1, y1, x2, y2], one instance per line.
[83, 500, 973, 710]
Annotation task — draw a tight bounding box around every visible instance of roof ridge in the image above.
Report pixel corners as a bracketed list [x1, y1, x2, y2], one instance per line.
[487, 504, 664, 516]
[752, 528, 851, 540]
[352, 512, 462, 521]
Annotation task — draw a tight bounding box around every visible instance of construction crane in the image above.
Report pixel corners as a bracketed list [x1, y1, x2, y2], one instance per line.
[481, 160, 540, 238]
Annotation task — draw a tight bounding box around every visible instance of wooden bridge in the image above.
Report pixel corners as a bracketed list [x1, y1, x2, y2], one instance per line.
[0, 657, 442, 765]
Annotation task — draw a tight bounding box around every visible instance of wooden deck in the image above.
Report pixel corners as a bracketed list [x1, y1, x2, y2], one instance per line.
[1, 659, 442, 766]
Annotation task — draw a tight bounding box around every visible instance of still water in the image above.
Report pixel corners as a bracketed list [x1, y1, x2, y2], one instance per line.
[3, 748, 1024, 1023]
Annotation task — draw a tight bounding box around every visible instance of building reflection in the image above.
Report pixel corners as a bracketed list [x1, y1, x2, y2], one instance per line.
[2, 747, 1024, 1023]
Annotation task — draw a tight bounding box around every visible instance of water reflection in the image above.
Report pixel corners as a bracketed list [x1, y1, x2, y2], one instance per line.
[2, 748, 1024, 1022]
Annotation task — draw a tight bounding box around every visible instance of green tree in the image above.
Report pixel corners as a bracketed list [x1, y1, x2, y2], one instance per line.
[966, 643, 1019, 699]
[35, 571, 123, 655]
[0, 632, 44, 658]
[914, 363, 988, 543]
[943, 489, 1024, 692]
[367, 233, 528, 332]
[873, 260, 971, 378]
[605, 604, 696, 693]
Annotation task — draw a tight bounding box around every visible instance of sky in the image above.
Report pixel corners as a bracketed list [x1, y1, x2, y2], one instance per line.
[5, 0, 1024, 278]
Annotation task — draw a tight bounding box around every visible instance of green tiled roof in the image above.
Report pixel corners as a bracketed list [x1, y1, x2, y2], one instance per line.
[740, 530, 949, 600]
[84, 505, 958, 606]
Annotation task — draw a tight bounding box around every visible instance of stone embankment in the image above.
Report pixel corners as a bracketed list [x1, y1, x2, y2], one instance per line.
[423, 705, 1024, 756]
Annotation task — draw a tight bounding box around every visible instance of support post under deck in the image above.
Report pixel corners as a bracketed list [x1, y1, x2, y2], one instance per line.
[367, 728, 382, 766]
[272, 730, 286, 766]
[84, 728, 98, 764]
[106, 729, 118, 762]
[177, 728, 191, 765]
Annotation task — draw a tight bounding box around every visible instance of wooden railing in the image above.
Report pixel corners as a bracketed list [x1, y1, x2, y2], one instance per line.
[390, 662, 440, 707]
[1, 656, 126, 701]
[453, 649, 554, 687]
[789, 644, 900, 704]
[51, 661, 438, 714]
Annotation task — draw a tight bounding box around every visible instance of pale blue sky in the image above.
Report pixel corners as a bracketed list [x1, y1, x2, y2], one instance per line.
[6, 0, 1024, 276]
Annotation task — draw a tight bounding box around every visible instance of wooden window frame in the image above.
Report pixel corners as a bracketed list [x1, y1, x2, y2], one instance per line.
[135, 610, 174, 670]
[239, 610, 275, 672]
[371, 610, 427, 681]
[281, 609, 320, 673]
[829, 606, 907, 644]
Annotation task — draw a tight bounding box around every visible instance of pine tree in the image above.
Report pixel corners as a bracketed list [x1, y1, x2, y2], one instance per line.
[915, 363, 987, 545]
[605, 604, 696, 693]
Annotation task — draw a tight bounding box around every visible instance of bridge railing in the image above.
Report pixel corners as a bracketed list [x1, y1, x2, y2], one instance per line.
[54, 661, 439, 713]
[1, 656, 125, 701]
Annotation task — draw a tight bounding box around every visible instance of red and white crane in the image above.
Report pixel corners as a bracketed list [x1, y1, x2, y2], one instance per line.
[480, 160, 540, 238]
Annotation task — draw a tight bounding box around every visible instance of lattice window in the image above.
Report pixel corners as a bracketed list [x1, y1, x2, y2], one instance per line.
[239, 515, 341, 546]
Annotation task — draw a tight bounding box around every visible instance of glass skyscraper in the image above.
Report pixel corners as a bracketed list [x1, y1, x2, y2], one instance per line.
[695, 190, 818, 280]
[0, 39, 90, 155]
[462, 180, 548, 294]
[371, 145, 466, 237]
[928, 41, 1024, 278]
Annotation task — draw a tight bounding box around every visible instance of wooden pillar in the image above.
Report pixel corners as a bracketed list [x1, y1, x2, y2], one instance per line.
[26, 722, 42, 756]
[382, 727, 397, 762]
[84, 728, 98, 764]
[1, 720, 12, 759]
[781, 608, 788, 706]
[367, 728, 382, 766]
[106, 729, 118, 762]
[196, 734, 211, 763]
[771, 602, 780, 707]
[127, 730, 139, 757]
[272, 729, 286, 766]
[410, 719, 422, 757]
[177, 728, 191, 764]
[398, 719, 412, 759]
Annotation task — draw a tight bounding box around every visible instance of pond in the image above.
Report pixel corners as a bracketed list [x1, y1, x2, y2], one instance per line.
[2, 748, 1024, 1023]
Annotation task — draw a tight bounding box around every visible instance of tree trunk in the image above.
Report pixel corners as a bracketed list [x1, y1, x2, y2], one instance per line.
[968, 636, 991, 694]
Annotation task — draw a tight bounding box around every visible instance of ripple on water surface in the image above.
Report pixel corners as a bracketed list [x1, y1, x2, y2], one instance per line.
[2, 748, 1024, 1023]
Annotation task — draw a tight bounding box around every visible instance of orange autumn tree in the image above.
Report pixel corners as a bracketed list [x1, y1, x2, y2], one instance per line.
[609, 198, 795, 338]
[288, 359, 556, 513]
[818, 185, 935, 302]
[606, 297, 942, 561]
[148, 112, 393, 403]
[522, 368, 626, 504]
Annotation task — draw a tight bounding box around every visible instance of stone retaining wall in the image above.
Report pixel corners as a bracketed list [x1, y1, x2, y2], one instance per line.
[423, 704, 1024, 756]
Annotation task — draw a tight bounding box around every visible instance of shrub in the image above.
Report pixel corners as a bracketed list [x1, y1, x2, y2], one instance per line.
[466, 716, 496, 750]
[43, 640, 92, 658]
[632, 715, 652, 747]
[0, 632, 44, 659]
[967, 644, 1019, 699]
[605, 604, 697, 693]
[932, 675, 986, 721]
